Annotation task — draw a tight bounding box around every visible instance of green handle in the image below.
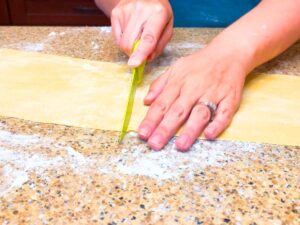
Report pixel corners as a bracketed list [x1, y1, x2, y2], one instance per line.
[119, 39, 146, 142]
[131, 40, 145, 85]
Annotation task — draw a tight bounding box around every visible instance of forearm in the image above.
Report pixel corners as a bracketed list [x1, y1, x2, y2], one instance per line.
[207, 0, 300, 74]
[94, 0, 120, 17]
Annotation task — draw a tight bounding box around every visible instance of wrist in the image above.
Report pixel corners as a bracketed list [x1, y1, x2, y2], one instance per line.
[205, 35, 257, 75]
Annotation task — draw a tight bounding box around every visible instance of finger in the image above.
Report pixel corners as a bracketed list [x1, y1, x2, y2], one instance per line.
[148, 19, 173, 61]
[128, 13, 170, 67]
[111, 9, 123, 45]
[175, 103, 211, 152]
[148, 94, 197, 151]
[119, 13, 144, 55]
[138, 85, 180, 141]
[204, 93, 239, 140]
[144, 69, 170, 105]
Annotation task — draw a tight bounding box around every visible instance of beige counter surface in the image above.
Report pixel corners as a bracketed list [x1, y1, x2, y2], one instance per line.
[0, 27, 299, 225]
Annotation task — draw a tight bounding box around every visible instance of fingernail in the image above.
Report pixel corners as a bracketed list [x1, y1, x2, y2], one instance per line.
[176, 134, 190, 151]
[128, 55, 141, 67]
[149, 133, 163, 151]
[145, 91, 155, 101]
[138, 125, 150, 139]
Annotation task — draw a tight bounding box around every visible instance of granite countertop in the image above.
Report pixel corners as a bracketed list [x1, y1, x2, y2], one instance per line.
[0, 27, 299, 225]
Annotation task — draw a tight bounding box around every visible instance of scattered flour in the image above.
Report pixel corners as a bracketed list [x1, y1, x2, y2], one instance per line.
[0, 129, 262, 196]
[48, 31, 57, 37]
[2, 29, 74, 52]
[22, 43, 45, 52]
[0, 147, 65, 196]
[114, 138, 261, 180]
[0, 130, 96, 196]
[91, 41, 100, 50]
[173, 42, 206, 49]
[0, 122, 7, 129]
[164, 42, 205, 54]
[97, 27, 112, 33]
[0, 130, 43, 146]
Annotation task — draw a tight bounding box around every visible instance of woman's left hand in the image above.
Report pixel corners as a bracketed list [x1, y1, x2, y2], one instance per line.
[138, 46, 249, 151]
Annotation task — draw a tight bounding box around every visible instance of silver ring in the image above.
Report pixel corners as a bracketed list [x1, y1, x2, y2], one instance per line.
[198, 101, 217, 121]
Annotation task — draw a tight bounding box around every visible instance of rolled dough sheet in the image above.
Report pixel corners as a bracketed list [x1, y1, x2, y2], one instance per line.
[0, 49, 299, 146]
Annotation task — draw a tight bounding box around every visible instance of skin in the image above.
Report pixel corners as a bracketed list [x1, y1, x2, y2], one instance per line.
[95, 0, 300, 151]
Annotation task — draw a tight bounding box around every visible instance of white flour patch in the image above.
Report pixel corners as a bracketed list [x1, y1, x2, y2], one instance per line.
[164, 42, 206, 54]
[22, 43, 45, 51]
[0, 130, 43, 146]
[112, 138, 261, 181]
[1, 30, 62, 52]
[64, 146, 94, 169]
[48, 31, 57, 37]
[0, 130, 97, 196]
[2, 42, 46, 52]
[91, 41, 99, 50]
[0, 147, 65, 196]
[97, 27, 111, 33]
[173, 42, 206, 49]
[0, 122, 7, 129]
[0, 128, 262, 196]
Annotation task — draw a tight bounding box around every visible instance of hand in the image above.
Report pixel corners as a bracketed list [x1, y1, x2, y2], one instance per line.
[138, 47, 248, 151]
[110, 0, 173, 67]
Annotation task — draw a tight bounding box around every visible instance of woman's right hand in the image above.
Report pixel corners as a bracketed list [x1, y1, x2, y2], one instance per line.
[110, 0, 174, 67]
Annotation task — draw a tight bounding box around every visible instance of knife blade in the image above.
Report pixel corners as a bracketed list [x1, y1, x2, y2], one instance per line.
[119, 40, 146, 142]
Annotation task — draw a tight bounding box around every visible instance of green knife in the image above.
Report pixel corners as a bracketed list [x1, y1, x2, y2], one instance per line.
[119, 40, 146, 142]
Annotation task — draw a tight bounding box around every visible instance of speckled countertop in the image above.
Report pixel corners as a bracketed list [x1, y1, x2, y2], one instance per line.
[0, 27, 299, 225]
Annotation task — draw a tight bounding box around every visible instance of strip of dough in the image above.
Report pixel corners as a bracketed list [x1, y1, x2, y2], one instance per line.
[0, 49, 131, 131]
[0, 49, 299, 146]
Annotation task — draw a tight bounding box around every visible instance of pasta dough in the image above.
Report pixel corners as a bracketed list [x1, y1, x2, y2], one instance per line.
[0, 49, 299, 146]
[0, 49, 131, 131]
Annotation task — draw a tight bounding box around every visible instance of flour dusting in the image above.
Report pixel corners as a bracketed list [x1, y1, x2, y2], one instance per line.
[97, 27, 112, 33]
[0, 147, 65, 196]
[0, 130, 43, 146]
[91, 41, 100, 50]
[2, 29, 69, 52]
[48, 31, 57, 37]
[114, 138, 261, 180]
[173, 42, 206, 49]
[0, 129, 263, 196]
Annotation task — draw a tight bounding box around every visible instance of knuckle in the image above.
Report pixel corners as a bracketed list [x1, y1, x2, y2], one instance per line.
[142, 32, 157, 45]
[220, 107, 233, 121]
[155, 4, 165, 13]
[111, 8, 120, 18]
[154, 3, 169, 16]
[170, 103, 188, 120]
[195, 105, 210, 120]
[152, 100, 168, 114]
[123, 3, 132, 12]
